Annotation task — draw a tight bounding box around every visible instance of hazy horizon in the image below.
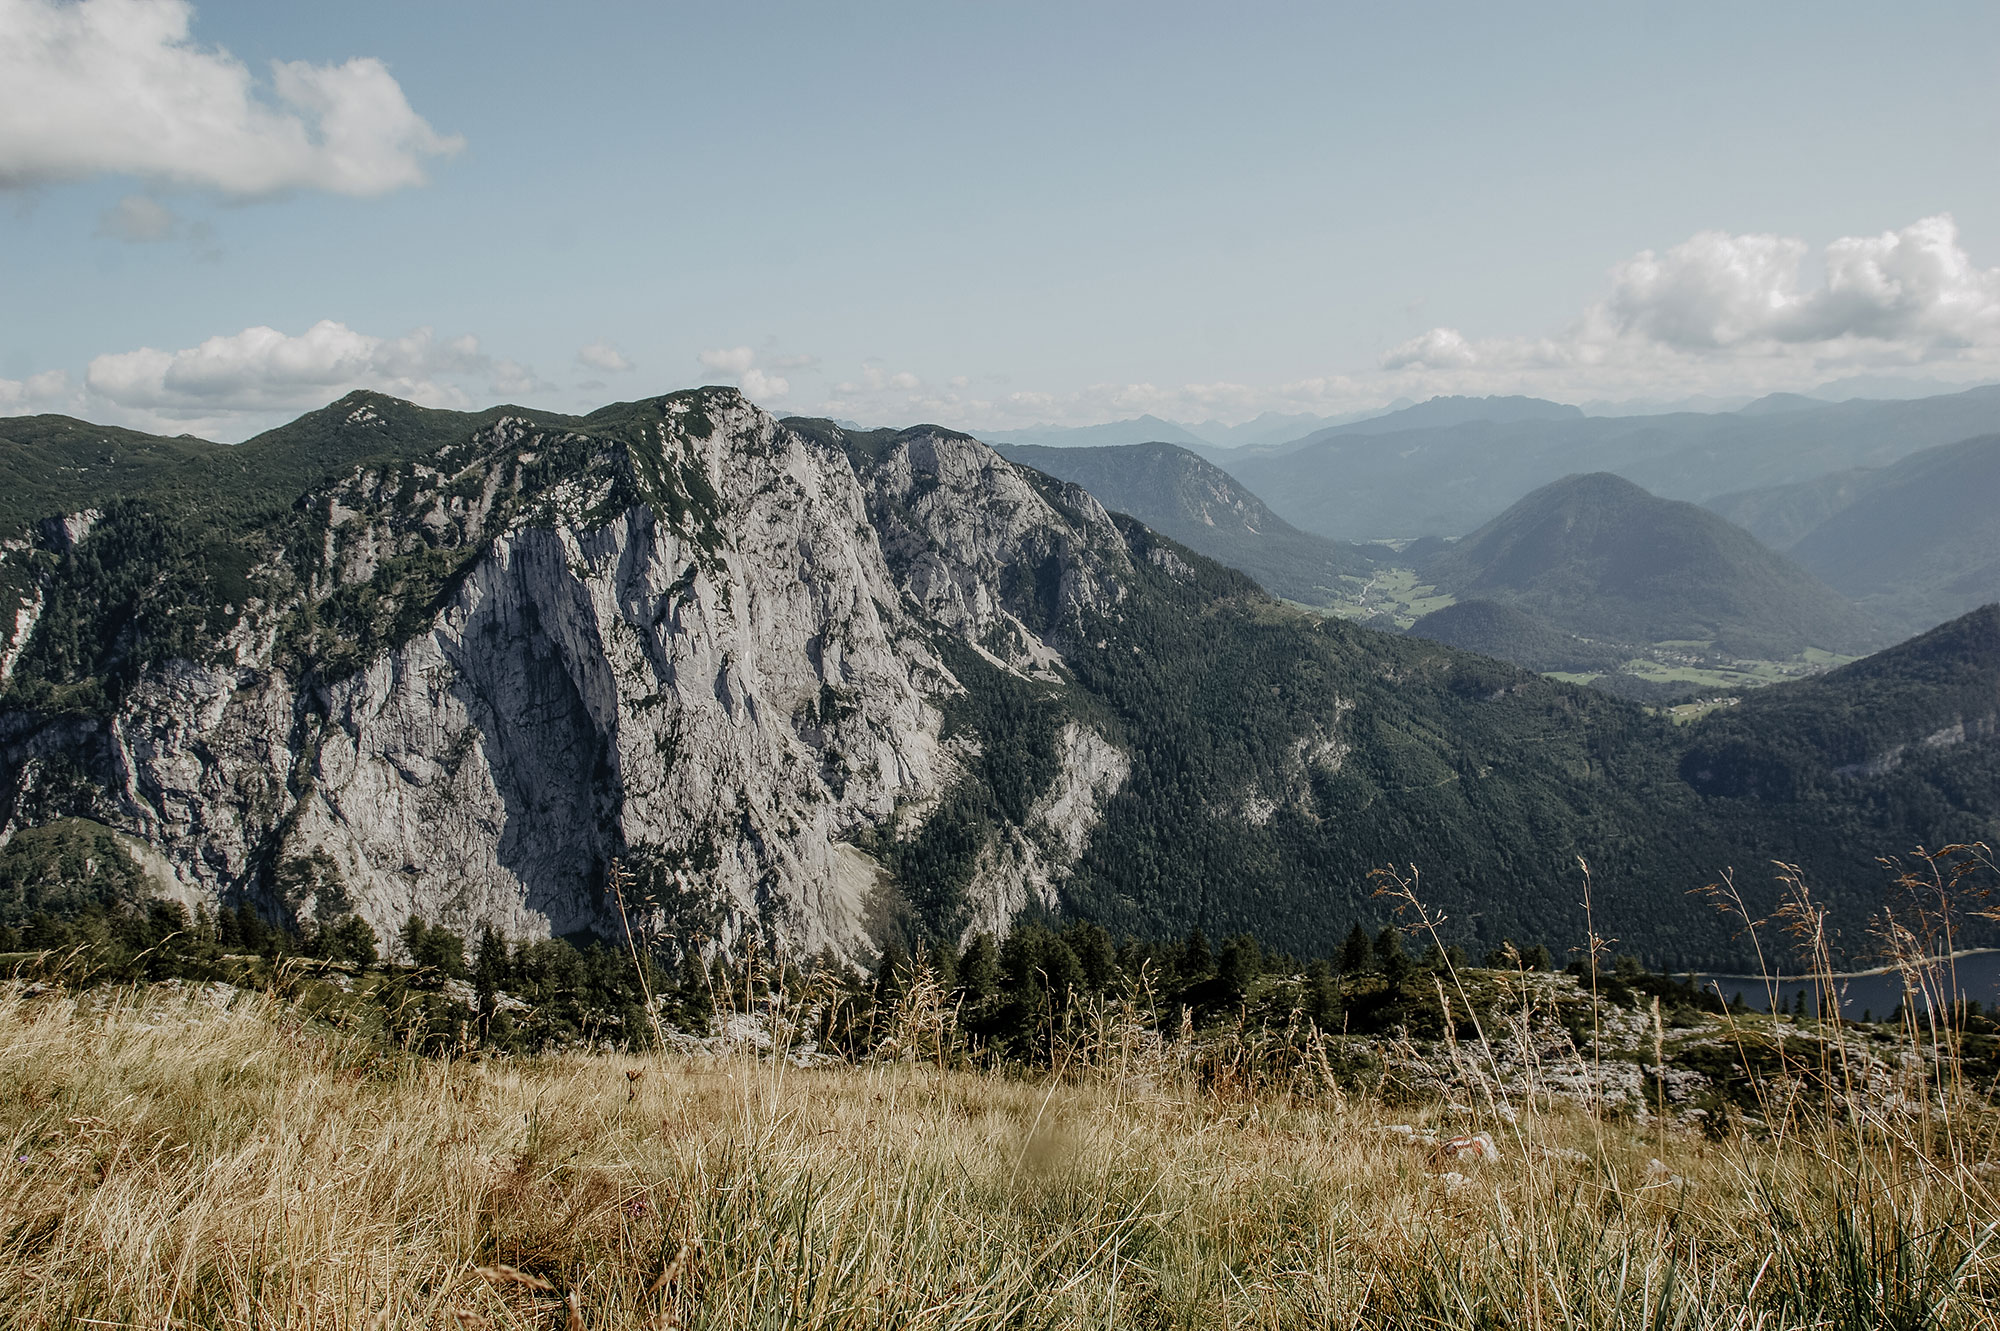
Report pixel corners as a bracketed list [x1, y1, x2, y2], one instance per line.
[7, 1, 2000, 444]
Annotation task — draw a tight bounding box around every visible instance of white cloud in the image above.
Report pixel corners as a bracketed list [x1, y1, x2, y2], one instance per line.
[577, 340, 634, 373]
[490, 359, 552, 398]
[0, 0, 461, 197]
[86, 320, 488, 420]
[1381, 327, 1479, 371]
[1373, 214, 2000, 403]
[697, 346, 757, 377]
[0, 369, 74, 412]
[96, 194, 177, 242]
[1599, 215, 2000, 350]
[698, 346, 787, 401]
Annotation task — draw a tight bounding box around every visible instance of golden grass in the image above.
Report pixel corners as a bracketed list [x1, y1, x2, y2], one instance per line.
[2, 983, 1998, 1328]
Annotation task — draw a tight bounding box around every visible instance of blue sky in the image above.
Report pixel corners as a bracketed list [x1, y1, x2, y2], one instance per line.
[4, 0, 2000, 439]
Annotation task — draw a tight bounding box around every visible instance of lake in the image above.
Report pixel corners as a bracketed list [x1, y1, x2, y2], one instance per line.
[1692, 949, 2000, 1019]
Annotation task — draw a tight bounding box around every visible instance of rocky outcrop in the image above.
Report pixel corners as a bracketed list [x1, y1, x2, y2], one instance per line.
[0, 393, 1134, 959]
[847, 427, 1130, 674]
[961, 721, 1129, 939]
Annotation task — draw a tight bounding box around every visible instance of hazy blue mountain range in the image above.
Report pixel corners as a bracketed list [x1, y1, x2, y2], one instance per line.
[0, 392, 1995, 970]
[1218, 384, 2000, 540]
[1711, 433, 2000, 638]
[972, 407, 1394, 451]
[1288, 394, 1585, 438]
[987, 440, 1373, 607]
[976, 415, 1210, 449]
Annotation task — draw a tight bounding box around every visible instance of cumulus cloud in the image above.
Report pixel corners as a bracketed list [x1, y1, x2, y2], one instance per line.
[576, 340, 633, 373]
[0, 0, 461, 197]
[490, 359, 553, 398]
[1381, 327, 1479, 371]
[86, 320, 488, 416]
[0, 369, 73, 412]
[698, 346, 788, 400]
[1375, 215, 2000, 402]
[697, 346, 757, 377]
[1600, 215, 2000, 350]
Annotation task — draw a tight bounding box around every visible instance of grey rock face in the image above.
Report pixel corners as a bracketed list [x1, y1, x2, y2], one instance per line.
[0, 394, 1130, 959]
[851, 428, 1130, 673]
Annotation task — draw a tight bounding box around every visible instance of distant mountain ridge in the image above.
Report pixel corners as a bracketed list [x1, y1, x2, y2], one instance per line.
[1222, 384, 2000, 540]
[1302, 394, 1583, 438]
[988, 440, 1372, 605]
[1710, 433, 2000, 638]
[1422, 472, 1881, 659]
[975, 407, 1387, 451]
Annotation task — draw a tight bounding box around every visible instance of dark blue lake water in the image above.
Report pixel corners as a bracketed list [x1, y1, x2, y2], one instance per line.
[1692, 950, 2000, 1019]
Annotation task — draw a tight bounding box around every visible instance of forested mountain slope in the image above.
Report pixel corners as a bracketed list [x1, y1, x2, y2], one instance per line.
[0, 393, 1993, 970]
[1422, 473, 1882, 659]
[1708, 434, 2000, 638]
[1404, 600, 1625, 673]
[1679, 605, 2000, 801]
[985, 440, 1372, 606]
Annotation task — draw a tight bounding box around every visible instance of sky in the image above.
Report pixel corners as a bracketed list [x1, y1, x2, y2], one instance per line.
[4, 0, 2000, 441]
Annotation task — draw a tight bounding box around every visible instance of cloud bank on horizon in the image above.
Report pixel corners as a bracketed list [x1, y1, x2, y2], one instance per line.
[1380, 214, 2000, 385]
[12, 212, 2000, 441]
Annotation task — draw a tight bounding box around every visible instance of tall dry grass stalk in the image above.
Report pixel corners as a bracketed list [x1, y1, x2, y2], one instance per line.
[1, 970, 1997, 1329]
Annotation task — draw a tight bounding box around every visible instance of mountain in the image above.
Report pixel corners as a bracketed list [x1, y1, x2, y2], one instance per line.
[973, 409, 1381, 452]
[1306, 394, 1583, 437]
[1223, 384, 2000, 540]
[1703, 469, 1875, 551]
[972, 415, 1210, 449]
[1404, 600, 1625, 673]
[1708, 433, 2000, 637]
[1680, 604, 2000, 802]
[984, 441, 1372, 605]
[1734, 392, 1827, 417]
[1421, 473, 1881, 659]
[0, 391, 1996, 971]
[1804, 374, 1995, 401]
[1182, 410, 1382, 449]
[1775, 434, 2000, 636]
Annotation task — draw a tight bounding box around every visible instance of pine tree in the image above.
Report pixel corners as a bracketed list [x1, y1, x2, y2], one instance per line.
[1214, 934, 1261, 1009]
[1180, 928, 1214, 982]
[1340, 923, 1373, 974]
[1376, 927, 1412, 994]
[1304, 958, 1342, 1028]
[957, 933, 1002, 1006]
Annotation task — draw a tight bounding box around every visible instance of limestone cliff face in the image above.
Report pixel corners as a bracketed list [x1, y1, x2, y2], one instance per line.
[0, 392, 1130, 957]
[844, 427, 1132, 672]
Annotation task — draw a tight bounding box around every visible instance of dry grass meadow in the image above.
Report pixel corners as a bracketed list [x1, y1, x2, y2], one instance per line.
[2, 974, 1998, 1330]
